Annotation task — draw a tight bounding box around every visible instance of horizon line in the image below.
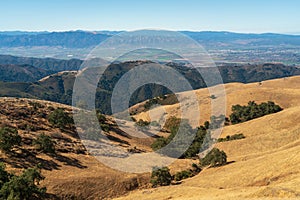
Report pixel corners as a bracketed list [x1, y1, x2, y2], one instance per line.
[1, 29, 300, 36]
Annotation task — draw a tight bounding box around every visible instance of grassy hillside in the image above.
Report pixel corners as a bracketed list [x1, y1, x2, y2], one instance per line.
[116, 76, 300, 200]
[1, 76, 300, 199]
[0, 98, 159, 199]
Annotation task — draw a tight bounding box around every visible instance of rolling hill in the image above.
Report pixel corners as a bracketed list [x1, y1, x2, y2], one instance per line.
[1, 76, 300, 199]
[117, 76, 300, 200]
[0, 97, 158, 199]
[0, 58, 300, 114]
[0, 64, 54, 82]
[0, 54, 82, 72]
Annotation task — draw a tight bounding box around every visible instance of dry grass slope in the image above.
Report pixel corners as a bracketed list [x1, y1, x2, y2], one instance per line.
[115, 76, 300, 200]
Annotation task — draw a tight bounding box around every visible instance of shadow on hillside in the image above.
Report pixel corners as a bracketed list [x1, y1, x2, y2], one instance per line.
[106, 134, 130, 145]
[3, 149, 87, 170]
[110, 126, 131, 139]
[208, 160, 236, 169]
[59, 126, 80, 139]
[53, 154, 87, 169]
[4, 149, 60, 170]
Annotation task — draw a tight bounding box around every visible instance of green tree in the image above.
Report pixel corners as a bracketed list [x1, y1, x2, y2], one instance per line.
[33, 133, 55, 154]
[48, 108, 73, 129]
[0, 166, 46, 200]
[200, 148, 227, 167]
[174, 170, 192, 181]
[204, 121, 210, 130]
[150, 166, 172, 187]
[0, 163, 10, 189]
[0, 127, 21, 153]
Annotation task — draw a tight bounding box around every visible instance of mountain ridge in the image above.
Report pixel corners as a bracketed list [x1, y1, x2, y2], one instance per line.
[1, 31, 300, 48]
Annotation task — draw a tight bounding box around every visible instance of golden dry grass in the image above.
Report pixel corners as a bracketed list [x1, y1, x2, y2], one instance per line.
[1, 75, 300, 199]
[114, 76, 300, 200]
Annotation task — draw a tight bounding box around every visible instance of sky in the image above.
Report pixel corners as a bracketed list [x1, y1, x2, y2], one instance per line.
[1, 0, 300, 33]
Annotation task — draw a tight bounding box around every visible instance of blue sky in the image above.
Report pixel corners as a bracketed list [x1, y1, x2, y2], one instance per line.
[1, 0, 299, 33]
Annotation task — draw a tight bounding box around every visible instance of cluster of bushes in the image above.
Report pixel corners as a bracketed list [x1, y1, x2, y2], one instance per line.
[144, 98, 160, 110]
[143, 95, 178, 111]
[134, 119, 150, 131]
[0, 126, 56, 155]
[96, 111, 110, 132]
[0, 163, 46, 199]
[134, 119, 161, 131]
[151, 118, 209, 158]
[217, 133, 245, 142]
[230, 101, 282, 124]
[151, 163, 201, 187]
[151, 148, 227, 187]
[150, 166, 172, 187]
[174, 163, 201, 181]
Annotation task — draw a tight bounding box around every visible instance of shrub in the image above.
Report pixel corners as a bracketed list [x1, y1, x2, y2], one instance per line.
[150, 121, 160, 127]
[200, 148, 227, 167]
[204, 121, 210, 130]
[0, 164, 46, 200]
[29, 101, 44, 110]
[174, 170, 192, 181]
[144, 98, 159, 110]
[210, 95, 217, 99]
[217, 133, 245, 142]
[163, 116, 181, 131]
[48, 108, 74, 129]
[0, 127, 21, 153]
[96, 112, 106, 124]
[150, 166, 172, 187]
[33, 133, 55, 154]
[151, 137, 168, 151]
[135, 119, 150, 131]
[0, 163, 10, 189]
[191, 163, 202, 173]
[100, 124, 110, 132]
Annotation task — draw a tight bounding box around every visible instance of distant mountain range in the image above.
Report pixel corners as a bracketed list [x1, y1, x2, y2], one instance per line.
[0, 31, 300, 48]
[0, 31, 109, 48]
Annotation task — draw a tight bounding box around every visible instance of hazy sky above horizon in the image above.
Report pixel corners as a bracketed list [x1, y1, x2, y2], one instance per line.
[1, 0, 299, 33]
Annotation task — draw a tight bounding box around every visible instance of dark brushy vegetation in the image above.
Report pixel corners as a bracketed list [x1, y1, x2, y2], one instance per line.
[217, 133, 245, 142]
[229, 101, 282, 124]
[48, 108, 74, 129]
[151, 117, 213, 159]
[200, 148, 227, 167]
[0, 127, 21, 153]
[150, 167, 172, 187]
[33, 133, 55, 154]
[0, 163, 46, 199]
